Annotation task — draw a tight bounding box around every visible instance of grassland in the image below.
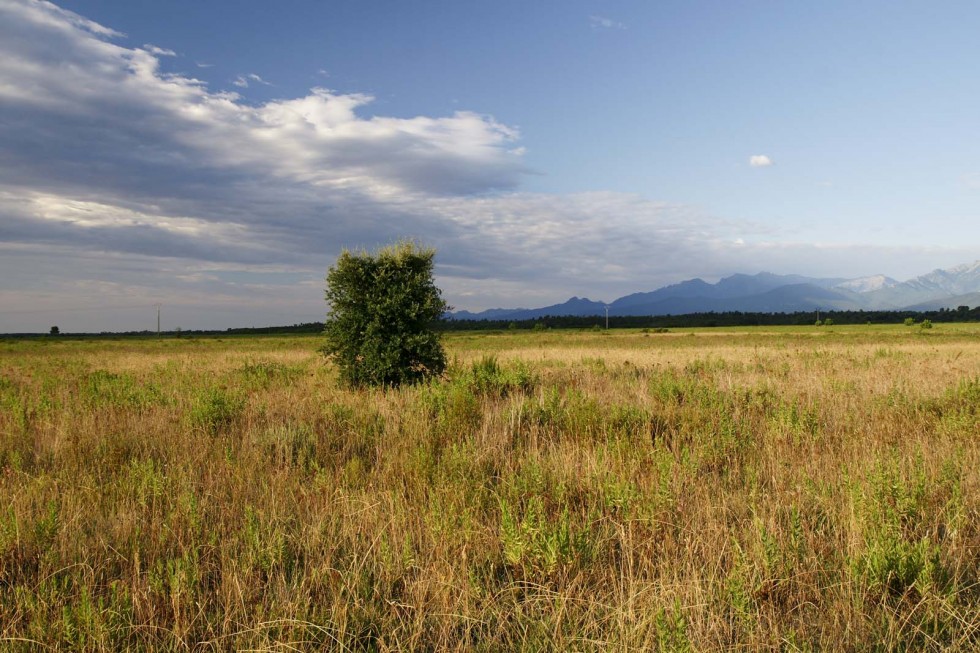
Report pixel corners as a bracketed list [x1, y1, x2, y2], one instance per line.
[1, 324, 978, 651]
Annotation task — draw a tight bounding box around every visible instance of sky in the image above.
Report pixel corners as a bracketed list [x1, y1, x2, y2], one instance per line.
[1, 0, 979, 332]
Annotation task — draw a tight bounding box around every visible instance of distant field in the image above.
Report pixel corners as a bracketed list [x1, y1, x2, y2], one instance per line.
[1, 325, 978, 650]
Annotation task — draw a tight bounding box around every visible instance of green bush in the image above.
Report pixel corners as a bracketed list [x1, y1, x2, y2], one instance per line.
[323, 242, 448, 387]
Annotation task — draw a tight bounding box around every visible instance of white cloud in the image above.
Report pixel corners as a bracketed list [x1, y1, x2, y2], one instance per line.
[589, 15, 626, 30]
[143, 43, 175, 57]
[749, 155, 773, 167]
[232, 74, 270, 88]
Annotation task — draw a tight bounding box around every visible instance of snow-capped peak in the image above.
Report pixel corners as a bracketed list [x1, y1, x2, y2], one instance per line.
[945, 260, 980, 276]
[834, 274, 900, 293]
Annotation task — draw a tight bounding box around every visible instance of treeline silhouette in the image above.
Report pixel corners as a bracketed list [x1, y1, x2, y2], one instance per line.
[438, 306, 979, 331]
[6, 307, 977, 338]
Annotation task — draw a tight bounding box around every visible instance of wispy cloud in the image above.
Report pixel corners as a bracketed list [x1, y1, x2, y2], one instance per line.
[749, 154, 773, 167]
[143, 43, 175, 57]
[589, 15, 626, 30]
[232, 73, 271, 88]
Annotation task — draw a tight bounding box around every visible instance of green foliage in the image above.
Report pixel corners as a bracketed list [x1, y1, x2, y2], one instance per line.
[464, 355, 535, 397]
[904, 317, 916, 326]
[919, 319, 933, 329]
[498, 495, 594, 574]
[323, 242, 448, 387]
[237, 360, 303, 390]
[850, 454, 953, 597]
[189, 387, 243, 434]
[83, 369, 164, 410]
[655, 600, 692, 652]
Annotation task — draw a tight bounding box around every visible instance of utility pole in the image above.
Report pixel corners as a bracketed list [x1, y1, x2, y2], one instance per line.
[605, 305, 609, 330]
[156, 303, 161, 337]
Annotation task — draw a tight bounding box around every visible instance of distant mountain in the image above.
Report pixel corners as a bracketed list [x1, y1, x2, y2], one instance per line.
[904, 261, 980, 295]
[447, 260, 980, 320]
[903, 292, 980, 311]
[861, 261, 980, 309]
[608, 273, 857, 316]
[834, 274, 899, 293]
[611, 272, 845, 313]
[452, 297, 607, 321]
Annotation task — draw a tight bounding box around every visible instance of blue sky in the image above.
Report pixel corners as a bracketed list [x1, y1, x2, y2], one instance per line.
[1, 0, 978, 331]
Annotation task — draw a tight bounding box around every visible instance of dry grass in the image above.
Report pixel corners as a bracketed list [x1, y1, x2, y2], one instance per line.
[1, 324, 978, 651]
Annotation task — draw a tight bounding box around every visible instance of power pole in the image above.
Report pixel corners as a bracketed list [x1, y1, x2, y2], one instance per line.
[156, 303, 161, 337]
[605, 305, 609, 330]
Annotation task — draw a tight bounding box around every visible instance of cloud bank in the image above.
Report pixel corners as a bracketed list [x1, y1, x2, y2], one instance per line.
[0, 1, 973, 331]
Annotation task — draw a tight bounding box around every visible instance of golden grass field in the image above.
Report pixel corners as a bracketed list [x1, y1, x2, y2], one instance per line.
[1, 324, 978, 651]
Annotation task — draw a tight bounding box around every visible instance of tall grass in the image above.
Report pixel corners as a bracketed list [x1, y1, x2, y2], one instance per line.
[0, 326, 978, 650]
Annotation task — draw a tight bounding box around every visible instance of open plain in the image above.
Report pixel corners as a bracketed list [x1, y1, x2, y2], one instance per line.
[1, 324, 978, 650]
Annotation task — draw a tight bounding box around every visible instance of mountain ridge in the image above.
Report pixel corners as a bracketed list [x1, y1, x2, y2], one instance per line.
[449, 260, 980, 320]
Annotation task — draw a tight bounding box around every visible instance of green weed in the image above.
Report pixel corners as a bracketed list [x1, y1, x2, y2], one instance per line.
[188, 386, 244, 434]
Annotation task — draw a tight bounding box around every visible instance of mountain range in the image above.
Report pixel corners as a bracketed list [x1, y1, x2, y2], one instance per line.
[450, 260, 980, 320]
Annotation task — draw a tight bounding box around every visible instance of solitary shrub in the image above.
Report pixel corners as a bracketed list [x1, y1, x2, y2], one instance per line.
[323, 242, 448, 387]
[920, 319, 933, 330]
[904, 317, 915, 326]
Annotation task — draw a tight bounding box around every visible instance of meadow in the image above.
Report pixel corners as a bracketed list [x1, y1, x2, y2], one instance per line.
[0, 324, 978, 651]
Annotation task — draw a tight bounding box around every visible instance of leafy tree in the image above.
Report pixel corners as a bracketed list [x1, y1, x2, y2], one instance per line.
[49, 326, 59, 335]
[323, 242, 448, 387]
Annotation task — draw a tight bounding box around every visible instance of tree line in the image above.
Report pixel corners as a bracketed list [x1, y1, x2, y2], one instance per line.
[437, 305, 980, 331]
